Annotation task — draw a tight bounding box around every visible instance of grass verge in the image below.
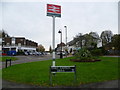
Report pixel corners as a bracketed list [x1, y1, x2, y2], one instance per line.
[2, 56, 119, 87]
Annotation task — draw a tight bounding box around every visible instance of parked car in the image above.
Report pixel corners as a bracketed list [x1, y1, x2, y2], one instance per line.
[24, 52, 29, 55]
[56, 52, 60, 55]
[32, 51, 39, 56]
[43, 52, 47, 55]
[38, 52, 42, 55]
[47, 52, 50, 55]
[7, 51, 17, 56]
[62, 52, 66, 56]
[2, 53, 7, 56]
[35, 52, 39, 56]
[29, 52, 33, 55]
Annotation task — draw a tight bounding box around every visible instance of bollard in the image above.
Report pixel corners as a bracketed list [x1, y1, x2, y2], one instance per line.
[6, 59, 12, 68]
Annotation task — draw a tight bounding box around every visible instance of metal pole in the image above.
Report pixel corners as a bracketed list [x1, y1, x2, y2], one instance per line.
[64, 26, 67, 57]
[61, 31, 63, 58]
[74, 65, 77, 84]
[6, 59, 7, 68]
[52, 16, 55, 66]
[66, 27, 67, 47]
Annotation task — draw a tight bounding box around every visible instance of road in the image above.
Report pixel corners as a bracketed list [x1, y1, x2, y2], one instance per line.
[2, 54, 60, 68]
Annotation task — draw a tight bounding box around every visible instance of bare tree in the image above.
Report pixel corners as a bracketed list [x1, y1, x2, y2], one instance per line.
[100, 30, 113, 46]
[0, 29, 9, 38]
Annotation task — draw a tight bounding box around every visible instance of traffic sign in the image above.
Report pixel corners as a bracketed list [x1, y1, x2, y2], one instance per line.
[47, 4, 61, 17]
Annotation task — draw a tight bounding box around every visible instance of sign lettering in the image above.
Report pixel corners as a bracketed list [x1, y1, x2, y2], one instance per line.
[50, 66, 76, 73]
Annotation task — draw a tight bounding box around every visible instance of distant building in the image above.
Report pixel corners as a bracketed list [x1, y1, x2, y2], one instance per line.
[67, 41, 77, 53]
[56, 42, 66, 52]
[67, 38, 102, 53]
[2, 36, 38, 54]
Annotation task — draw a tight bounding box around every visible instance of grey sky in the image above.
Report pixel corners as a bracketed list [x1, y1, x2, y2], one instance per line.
[0, 0, 118, 50]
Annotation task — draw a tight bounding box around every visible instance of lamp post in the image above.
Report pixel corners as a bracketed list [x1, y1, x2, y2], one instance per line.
[64, 26, 67, 57]
[58, 30, 63, 58]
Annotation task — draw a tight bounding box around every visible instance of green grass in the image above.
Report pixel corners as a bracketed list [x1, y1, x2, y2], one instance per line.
[2, 56, 119, 87]
[0, 56, 18, 62]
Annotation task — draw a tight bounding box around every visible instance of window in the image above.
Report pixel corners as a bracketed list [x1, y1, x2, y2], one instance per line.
[12, 37, 15, 45]
[20, 39, 23, 41]
[18, 43, 21, 46]
[7, 43, 9, 46]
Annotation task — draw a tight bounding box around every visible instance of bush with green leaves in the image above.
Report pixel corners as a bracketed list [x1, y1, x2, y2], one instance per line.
[90, 49, 102, 56]
[17, 50, 24, 55]
[75, 48, 93, 60]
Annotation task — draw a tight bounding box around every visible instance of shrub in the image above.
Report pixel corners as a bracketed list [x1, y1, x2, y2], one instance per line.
[17, 50, 24, 55]
[75, 48, 93, 60]
[90, 49, 102, 56]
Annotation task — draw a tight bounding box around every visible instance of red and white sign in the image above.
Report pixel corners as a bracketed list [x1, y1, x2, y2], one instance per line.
[47, 4, 61, 17]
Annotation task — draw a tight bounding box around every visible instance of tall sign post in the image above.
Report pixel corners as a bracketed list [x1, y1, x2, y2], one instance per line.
[47, 4, 76, 85]
[47, 4, 61, 66]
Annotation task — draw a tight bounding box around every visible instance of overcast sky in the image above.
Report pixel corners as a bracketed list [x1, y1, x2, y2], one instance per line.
[0, 0, 119, 50]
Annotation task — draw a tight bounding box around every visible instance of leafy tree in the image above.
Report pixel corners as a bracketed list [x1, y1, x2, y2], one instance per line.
[111, 34, 120, 50]
[72, 32, 100, 49]
[89, 32, 100, 48]
[83, 33, 99, 48]
[72, 33, 83, 48]
[89, 32, 99, 39]
[100, 30, 113, 46]
[37, 44, 45, 52]
[83, 34, 93, 47]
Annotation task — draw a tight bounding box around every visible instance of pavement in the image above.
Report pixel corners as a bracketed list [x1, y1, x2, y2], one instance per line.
[1, 55, 120, 89]
[103, 55, 120, 57]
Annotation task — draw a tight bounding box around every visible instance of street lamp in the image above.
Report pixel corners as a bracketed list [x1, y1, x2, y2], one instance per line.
[58, 30, 63, 58]
[64, 26, 67, 57]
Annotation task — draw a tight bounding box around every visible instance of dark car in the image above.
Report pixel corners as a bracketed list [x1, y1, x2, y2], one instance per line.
[7, 51, 17, 56]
